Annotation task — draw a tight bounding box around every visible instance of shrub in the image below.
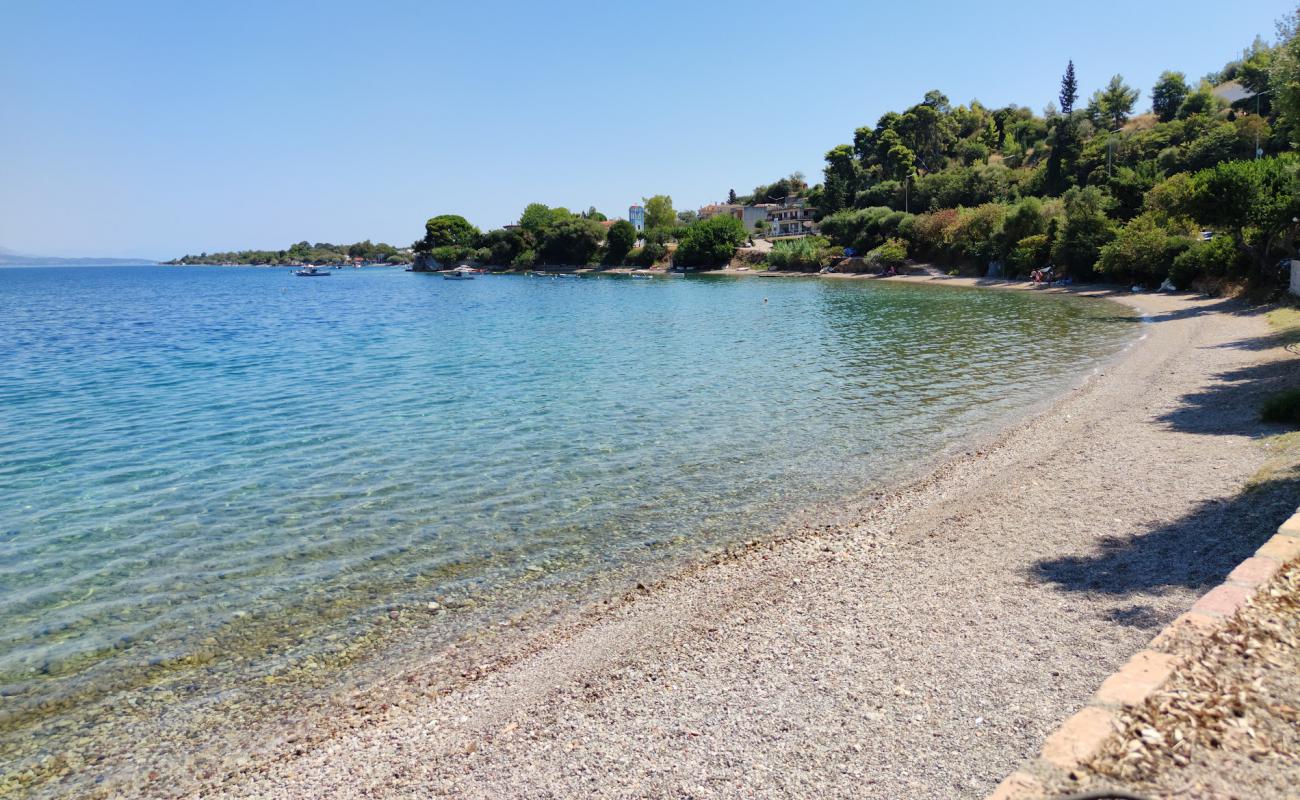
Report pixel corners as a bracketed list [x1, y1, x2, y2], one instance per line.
[1006, 234, 1051, 274]
[430, 245, 473, 268]
[1261, 389, 1300, 426]
[908, 208, 961, 260]
[1097, 214, 1192, 284]
[951, 203, 1007, 266]
[1169, 234, 1248, 286]
[818, 206, 912, 253]
[854, 181, 902, 208]
[511, 248, 537, 268]
[630, 241, 667, 267]
[868, 238, 908, 268]
[674, 215, 748, 267]
[766, 236, 833, 271]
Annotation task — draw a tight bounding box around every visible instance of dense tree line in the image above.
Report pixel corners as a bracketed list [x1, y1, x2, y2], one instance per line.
[168, 239, 412, 266]
[806, 7, 1300, 290]
[415, 192, 748, 270]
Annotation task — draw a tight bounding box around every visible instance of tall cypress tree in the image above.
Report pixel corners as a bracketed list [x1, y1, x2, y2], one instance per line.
[1060, 60, 1078, 115]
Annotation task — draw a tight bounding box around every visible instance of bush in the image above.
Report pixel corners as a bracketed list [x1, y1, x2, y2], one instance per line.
[1169, 234, 1247, 286]
[818, 206, 912, 253]
[630, 241, 667, 267]
[429, 245, 473, 268]
[951, 203, 1007, 266]
[868, 237, 908, 268]
[1261, 388, 1300, 426]
[766, 236, 833, 271]
[1006, 234, 1051, 274]
[674, 215, 748, 267]
[511, 248, 537, 269]
[908, 208, 961, 260]
[1097, 214, 1192, 284]
[854, 181, 902, 208]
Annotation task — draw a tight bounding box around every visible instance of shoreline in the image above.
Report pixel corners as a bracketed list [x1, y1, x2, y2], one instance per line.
[194, 287, 1296, 798]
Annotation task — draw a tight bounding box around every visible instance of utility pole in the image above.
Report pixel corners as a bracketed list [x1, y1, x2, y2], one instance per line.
[1256, 90, 1272, 159]
[1106, 127, 1123, 177]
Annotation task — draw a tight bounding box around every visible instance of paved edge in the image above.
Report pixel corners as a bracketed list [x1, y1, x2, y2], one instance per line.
[986, 510, 1300, 800]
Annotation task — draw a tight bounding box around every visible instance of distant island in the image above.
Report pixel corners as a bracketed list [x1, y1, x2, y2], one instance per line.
[166, 239, 414, 266]
[0, 247, 156, 267]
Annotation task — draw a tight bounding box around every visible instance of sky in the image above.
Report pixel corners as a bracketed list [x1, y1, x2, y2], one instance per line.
[0, 0, 1293, 260]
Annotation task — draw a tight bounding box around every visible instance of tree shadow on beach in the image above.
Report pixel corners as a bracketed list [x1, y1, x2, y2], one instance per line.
[1033, 465, 1298, 599]
[1034, 342, 1300, 599]
[1156, 358, 1300, 438]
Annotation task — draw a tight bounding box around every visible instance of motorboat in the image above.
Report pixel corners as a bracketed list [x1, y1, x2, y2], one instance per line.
[294, 266, 330, 277]
[442, 266, 475, 280]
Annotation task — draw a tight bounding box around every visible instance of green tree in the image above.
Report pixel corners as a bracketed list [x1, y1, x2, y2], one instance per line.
[1177, 82, 1227, 119]
[728, 188, 737, 204]
[1051, 185, 1116, 274]
[643, 195, 676, 230]
[418, 215, 480, 252]
[1001, 197, 1047, 254]
[1087, 75, 1140, 129]
[478, 228, 525, 266]
[1097, 213, 1191, 283]
[1060, 60, 1079, 115]
[1188, 155, 1300, 272]
[822, 144, 859, 215]
[1273, 7, 1300, 146]
[519, 203, 556, 237]
[1151, 71, 1190, 122]
[605, 219, 637, 264]
[537, 217, 605, 265]
[674, 215, 748, 267]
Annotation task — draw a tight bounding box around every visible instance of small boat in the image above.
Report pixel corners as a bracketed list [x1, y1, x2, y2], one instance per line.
[442, 266, 475, 280]
[294, 266, 330, 277]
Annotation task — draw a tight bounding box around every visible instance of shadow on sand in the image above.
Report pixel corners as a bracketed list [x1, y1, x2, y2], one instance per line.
[1033, 316, 1300, 611]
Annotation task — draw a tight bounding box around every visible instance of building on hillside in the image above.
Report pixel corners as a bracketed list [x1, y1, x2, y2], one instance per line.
[767, 198, 818, 239]
[1211, 80, 1254, 105]
[697, 203, 775, 233]
[628, 205, 645, 232]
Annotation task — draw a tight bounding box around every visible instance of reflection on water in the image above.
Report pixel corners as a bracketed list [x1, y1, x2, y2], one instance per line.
[0, 267, 1134, 796]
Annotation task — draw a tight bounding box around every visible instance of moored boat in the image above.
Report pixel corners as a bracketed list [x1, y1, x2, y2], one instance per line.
[293, 266, 330, 277]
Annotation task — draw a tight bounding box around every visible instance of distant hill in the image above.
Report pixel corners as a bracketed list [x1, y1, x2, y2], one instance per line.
[0, 247, 157, 266]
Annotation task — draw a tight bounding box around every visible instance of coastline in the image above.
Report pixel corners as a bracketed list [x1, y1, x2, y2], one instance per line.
[190, 286, 1297, 799]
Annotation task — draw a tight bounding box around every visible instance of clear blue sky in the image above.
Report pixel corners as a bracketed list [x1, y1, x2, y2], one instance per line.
[0, 0, 1291, 259]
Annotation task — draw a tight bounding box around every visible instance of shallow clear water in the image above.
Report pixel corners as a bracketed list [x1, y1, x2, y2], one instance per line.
[0, 266, 1134, 788]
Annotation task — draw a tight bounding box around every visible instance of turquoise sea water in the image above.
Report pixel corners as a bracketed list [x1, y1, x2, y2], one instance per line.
[0, 266, 1135, 793]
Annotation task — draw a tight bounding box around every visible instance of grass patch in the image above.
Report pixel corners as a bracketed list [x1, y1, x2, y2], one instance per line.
[1246, 430, 1300, 491]
[1266, 305, 1300, 345]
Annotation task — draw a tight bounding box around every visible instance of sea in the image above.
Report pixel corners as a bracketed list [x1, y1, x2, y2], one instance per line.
[0, 265, 1137, 796]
